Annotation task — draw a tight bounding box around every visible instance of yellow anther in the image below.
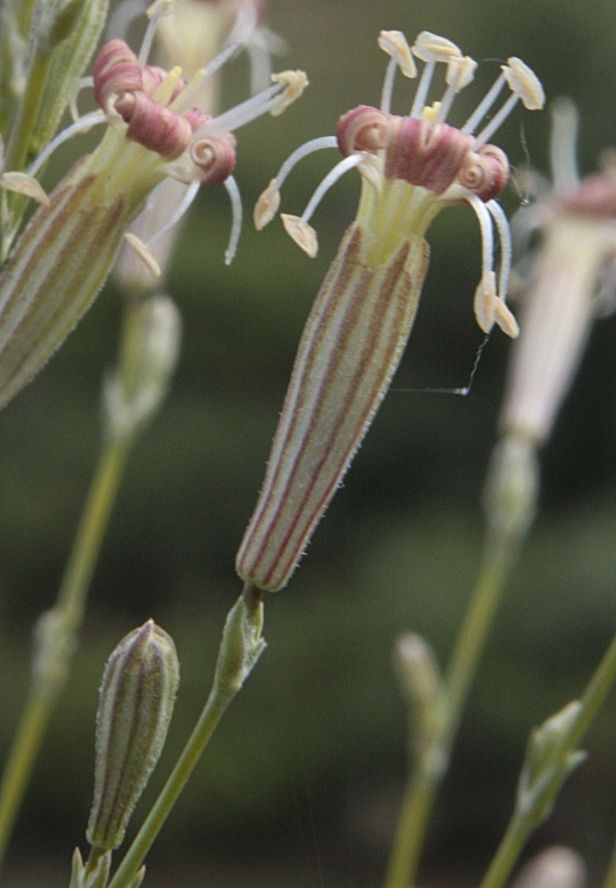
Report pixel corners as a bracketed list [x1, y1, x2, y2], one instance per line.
[254, 178, 281, 229]
[502, 58, 545, 110]
[378, 31, 417, 79]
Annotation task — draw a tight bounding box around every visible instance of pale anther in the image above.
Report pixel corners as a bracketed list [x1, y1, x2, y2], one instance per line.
[378, 31, 417, 78]
[0, 172, 50, 206]
[281, 214, 318, 257]
[434, 55, 477, 125]
[270, 70, 309, 117]
[494, 297, 520, 338]
[124, 233, 162, 278]
[502, 57, 545, 110]
[254, 178, 281, 229]
[473, 270, 498, 333]
[411, 31, 462, 63]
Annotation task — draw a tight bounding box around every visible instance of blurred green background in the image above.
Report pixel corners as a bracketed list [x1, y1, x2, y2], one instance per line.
[1, 0, 616, 885]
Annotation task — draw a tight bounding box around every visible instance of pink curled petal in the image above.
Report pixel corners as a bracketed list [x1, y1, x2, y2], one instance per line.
[336, 105, 390, 156]
[93, 39, 142, 112]
[458, 144, 509, 202]
[557, 172, 616, 219]
[190, 133, 237, 185]
[116, 92, 192, 159]
[385, 118, 474, 194]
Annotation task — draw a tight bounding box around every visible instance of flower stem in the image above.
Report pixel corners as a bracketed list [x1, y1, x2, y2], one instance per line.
[383, 543, 512, 888]
[0, 435, 130, 869]
[479, 632, 616, 888]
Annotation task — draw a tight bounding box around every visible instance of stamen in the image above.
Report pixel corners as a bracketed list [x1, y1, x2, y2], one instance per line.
[27, 111, 107, 178]
[147, 179, 200, 245]
[170, 43, 242, 114]
[461, 72, 506, 134]
[0, 172, 50, 206]
[149, 65, 183, 106]
[434, 55, 477, 125]
[276, 136, 339, 189]
[473, 270, 498, 333]
[299, 153, 365, 225]
[410, 31, 462, 118]
[486, 199, 512, 301]
[280, 215, 318, 257]
[199, 71, 307, 137]
[550, 98, 580, 194]
[270, 70, 309, 117]
[124, 232, 162, 278]
[467, 194, 495, 283]
[474, 58, 544, 146]
[139, 0, 173, 66]
[378, 30, 416, 114]
[254, 179, 281, 230]
[224, 175, 243, 265]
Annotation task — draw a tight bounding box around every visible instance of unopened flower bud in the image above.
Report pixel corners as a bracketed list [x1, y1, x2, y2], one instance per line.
[395, 633, 441, 710]
[86, 620, 179, 851]
[511, 846, 586, 888]
[482, 435, 539, 548]
[103, 294, 181, 440]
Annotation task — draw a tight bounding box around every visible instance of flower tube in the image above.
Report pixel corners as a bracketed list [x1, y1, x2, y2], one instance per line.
[0, 3, 306, 409]
[237, 30, 544, 592]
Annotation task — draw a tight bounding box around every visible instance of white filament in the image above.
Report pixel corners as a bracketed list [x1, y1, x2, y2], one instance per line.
[487, 200, 513, 300]
[224, 175, 243, 264]
[300, 153, 365, 224]
[147, 178, 200, 245]
[410, 60, 435, 118]
[27, 111, 106, 178]
[474, 91, 519, 147]
[462, 72, 506, 134]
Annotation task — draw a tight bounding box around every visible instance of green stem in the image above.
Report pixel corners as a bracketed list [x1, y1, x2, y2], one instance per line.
[480, 632, 616, 888]
[107, 686, 235, 888]
[603, 824, 616, 888]
[0, 436, 130, 868]
[383, 544, 513, 888]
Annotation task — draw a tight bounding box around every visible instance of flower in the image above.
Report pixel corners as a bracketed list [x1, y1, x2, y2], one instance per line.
[500, 99, 616, 446]
[112, 0, 285, 289]
[236, 30, 544, 592]
[0, 1, 306, 409]
[483, 100, 616, 549]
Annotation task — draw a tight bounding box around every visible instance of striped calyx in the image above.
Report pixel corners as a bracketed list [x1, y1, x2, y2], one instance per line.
[236, 224, 428, 591]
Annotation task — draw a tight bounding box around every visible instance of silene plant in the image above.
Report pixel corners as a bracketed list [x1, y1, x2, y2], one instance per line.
[1, 3, 616, 887]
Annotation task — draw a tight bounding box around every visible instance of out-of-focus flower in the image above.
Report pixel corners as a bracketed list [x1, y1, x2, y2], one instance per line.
[0, 1, 306, 409]
[113, 0, 285, 289]
[484, 101, 616, 546]
[511, 845, 586, 888]
[236, 30, 544, 592]
[500, 99, 616, 447]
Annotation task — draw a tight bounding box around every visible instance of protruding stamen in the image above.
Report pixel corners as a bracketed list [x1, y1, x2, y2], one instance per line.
[254, 178, 281, 230]
[467, 194, 495, 285]
[224, 175, 243, 265]
[473, 270, 498, 333]
[271, 137, 339, 200]
[270, 70, 309, 117]
[147, 179, 200, 245]
[139, 0, 174, 66]
[502, 57, 545, 110]
[461, 72, 506, 134]
[410, 31, 462, 119]
[493, 296, 519, 338]
[474, 58, 544, 147]
[486, 199, 513, 302]
[169, 43, 242, 114]
[550, 98, 580, 194]
[199, 70, 307, 137]
[434, 55, 477, 124]
[299, 153, 365, 226]
[378, 30, 416, 113]
[280, 214, 318, 257]
[0, 172, 50, 206]
[124, 232, 162, 278]
[27, 111, 106, 178]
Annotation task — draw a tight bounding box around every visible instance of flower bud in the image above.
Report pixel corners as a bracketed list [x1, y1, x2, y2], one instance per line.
[86, 620, 179, 851]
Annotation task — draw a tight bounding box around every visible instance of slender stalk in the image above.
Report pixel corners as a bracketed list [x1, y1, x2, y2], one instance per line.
[383, 543, 512, 888]
[106, 685, 235, 888]
[0, 436, 130, 868]
[479, 632, 616, 888]
[107, 588, 266, 888]
[603, 825, 616, 888]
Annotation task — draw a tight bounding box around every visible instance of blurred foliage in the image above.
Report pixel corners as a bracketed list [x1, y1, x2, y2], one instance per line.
[1, 0, 616, 885]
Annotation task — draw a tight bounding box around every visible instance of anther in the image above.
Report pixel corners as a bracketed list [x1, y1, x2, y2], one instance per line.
[378, 30, 416, 114]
